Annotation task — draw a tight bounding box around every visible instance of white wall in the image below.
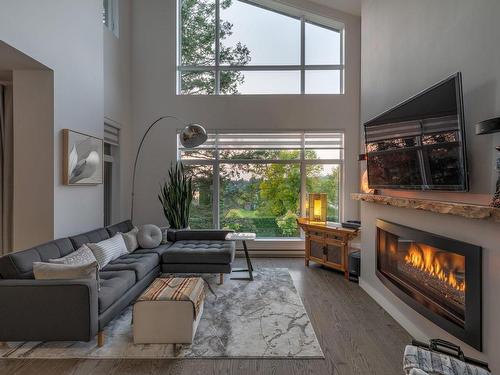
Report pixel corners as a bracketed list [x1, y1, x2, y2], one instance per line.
[104, 0, 134, 223]
[131, 0, 361, 228]
[0, 0, 104, 238]
[360, 0, 500, 372]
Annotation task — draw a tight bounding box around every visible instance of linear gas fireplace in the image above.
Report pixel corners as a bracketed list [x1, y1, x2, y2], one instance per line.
[376, 219, 482, 350]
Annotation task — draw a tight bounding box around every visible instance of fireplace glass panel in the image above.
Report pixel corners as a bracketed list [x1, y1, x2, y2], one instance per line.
[377, 228, 465, 327]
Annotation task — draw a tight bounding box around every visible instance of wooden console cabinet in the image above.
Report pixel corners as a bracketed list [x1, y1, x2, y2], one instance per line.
[297, 218, 359, 279]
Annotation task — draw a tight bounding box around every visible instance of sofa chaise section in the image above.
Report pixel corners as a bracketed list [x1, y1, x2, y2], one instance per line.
[162, 229, 235, 283]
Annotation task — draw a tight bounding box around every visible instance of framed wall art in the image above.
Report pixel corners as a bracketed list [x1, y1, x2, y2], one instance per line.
[63, 129, 103, 185]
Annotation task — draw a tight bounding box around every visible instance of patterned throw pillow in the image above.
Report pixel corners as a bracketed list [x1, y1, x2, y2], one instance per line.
[49, 244, 97, 266]
[121, 227, 139, 252]
[87, 234, 128, 269]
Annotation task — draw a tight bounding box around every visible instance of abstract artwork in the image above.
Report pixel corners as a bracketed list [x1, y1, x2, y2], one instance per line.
[63, 129, 103, 185]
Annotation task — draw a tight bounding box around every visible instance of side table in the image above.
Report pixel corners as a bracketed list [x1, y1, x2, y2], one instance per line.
[226, 232, 256, 281]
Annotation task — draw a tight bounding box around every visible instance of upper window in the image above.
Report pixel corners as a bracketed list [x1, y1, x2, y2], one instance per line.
[103, 0, 119, 37]
[177, 0, 344, 95]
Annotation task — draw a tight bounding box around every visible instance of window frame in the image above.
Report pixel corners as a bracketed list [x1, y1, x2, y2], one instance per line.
[103, 0, 119, 38]
[176, 0, 345, 95]
[178, 131, 344, 239]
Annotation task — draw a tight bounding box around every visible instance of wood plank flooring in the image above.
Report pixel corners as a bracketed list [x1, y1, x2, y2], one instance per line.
[0, 258, 411, 375]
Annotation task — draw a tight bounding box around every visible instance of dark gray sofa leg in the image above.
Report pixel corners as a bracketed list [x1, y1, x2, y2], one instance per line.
[219, 273, 224, 285]
[97, 331, 104, 347]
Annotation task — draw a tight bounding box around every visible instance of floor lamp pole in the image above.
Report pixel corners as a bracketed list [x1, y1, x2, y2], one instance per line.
[130, 116, 185, 222]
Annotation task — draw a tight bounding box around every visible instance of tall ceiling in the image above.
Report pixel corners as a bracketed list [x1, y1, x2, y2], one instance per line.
[308, 0, 361, 16]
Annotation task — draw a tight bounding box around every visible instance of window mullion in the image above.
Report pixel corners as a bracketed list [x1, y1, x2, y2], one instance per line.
[213, 132, 220, 228]
[215, 0, 221, 95]
[300, 132, 307, 225]
[300, 16, 305, 95]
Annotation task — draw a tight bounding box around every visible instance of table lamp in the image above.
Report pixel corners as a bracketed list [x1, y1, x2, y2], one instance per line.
[308, 193, 327, 223]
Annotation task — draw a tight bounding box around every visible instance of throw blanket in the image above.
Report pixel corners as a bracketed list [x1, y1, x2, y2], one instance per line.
[137, 277, 205, 319]
[403, 345, 491, 375]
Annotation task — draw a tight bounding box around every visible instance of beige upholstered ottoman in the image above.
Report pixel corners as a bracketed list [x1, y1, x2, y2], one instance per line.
[133, 277, 205, 344]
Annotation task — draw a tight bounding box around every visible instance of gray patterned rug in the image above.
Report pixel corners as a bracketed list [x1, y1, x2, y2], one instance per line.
[0, 268, 324, 359]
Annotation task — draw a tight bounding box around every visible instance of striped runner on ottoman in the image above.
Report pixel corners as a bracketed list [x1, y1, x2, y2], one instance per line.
[133, 277, 205, 344]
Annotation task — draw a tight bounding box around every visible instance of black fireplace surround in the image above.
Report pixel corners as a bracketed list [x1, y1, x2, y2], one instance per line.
[376, 219, 482, 350]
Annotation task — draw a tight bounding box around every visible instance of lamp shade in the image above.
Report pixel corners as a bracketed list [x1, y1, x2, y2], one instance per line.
[475, 117, 500, 135]
[180, 124, 208, 148]
[308, 193, 327, 223]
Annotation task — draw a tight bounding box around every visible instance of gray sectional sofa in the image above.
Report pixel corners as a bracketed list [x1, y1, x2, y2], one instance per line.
[0, 220, 235, 345]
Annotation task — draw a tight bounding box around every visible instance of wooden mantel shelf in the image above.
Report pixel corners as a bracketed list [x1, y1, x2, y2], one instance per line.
[351, 193, 500, 222]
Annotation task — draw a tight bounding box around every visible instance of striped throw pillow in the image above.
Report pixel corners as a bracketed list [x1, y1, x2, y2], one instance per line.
[87, 234, 128, 269]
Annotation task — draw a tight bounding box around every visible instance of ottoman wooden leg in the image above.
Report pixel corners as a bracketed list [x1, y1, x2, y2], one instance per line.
[219, 273, 224, 285]
[97, 331, 105, 347]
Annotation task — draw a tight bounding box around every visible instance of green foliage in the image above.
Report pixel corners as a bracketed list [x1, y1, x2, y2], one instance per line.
[180, 0, 251, 94]
[158, 162, 193, 229]
[276, 211, 299, 237]
[258, 151, 301, 217]
[185, 149, 340, 236]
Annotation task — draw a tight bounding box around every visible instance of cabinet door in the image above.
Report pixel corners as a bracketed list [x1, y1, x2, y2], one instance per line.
[309, 238, 325, 261]
[325, 239, 345, 270]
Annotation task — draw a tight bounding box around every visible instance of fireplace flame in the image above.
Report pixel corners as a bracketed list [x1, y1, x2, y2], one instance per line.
[404, 244, 465, 292]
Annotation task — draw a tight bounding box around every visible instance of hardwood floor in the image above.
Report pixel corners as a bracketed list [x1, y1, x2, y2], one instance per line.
[0, 258, 411, 375]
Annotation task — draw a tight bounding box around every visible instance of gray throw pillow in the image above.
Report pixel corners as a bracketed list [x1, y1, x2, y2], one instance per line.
[49, 244, 97, 265]
[137, 224, 162, 248]
[33, 261, 98, 281]
[121, 227, 139, 252]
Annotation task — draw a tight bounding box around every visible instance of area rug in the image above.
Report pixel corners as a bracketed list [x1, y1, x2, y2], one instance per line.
[0, 268, 324, 359]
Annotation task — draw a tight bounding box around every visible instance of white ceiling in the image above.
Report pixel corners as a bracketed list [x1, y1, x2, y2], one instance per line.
[308, 0, 361, 16]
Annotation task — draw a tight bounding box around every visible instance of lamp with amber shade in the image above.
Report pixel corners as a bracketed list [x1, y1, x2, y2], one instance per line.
[307, 193, 327, 223]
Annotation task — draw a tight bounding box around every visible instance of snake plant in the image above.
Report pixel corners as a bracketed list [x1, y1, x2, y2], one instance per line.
[158, 162, 193, 229]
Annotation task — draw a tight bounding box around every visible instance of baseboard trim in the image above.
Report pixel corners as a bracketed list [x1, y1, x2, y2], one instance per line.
[235, 250, 304, 258]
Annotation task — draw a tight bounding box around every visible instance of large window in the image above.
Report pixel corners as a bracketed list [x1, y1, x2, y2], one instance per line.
[179, 132, 344, 238]
[177, 0, 344, 95]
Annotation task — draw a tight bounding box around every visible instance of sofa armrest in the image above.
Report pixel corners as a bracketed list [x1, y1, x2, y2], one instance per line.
[171, 229, 234, 241]
[0, 279, 98, 342]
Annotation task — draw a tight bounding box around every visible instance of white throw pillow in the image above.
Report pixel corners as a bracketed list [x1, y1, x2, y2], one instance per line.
[49, 244, 97, 265]
[33, 261, 99, 281]
[87, 234, 128, 269]
[121, 227, 139, 252]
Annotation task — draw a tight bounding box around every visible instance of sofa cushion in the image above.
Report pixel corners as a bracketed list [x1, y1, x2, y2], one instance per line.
[0, 238, 75, 279]
[102, 253, 158, 281]
[98, 270, 136, 313]
[162, 240, 235, 264]
[133, 243, 173, 261]
[70, 228, 110, 249]
[106, 220, 134, 237]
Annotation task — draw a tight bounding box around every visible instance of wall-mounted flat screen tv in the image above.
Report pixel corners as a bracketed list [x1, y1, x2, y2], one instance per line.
[364, 72, 468, 191]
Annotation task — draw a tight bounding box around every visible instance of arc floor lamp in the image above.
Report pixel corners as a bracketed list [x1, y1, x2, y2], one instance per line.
[130, 116, 208, 221]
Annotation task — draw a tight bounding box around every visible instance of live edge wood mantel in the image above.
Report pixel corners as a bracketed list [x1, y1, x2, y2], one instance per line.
[297, 218, 359, 279]
[351, 193, 500, 222]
